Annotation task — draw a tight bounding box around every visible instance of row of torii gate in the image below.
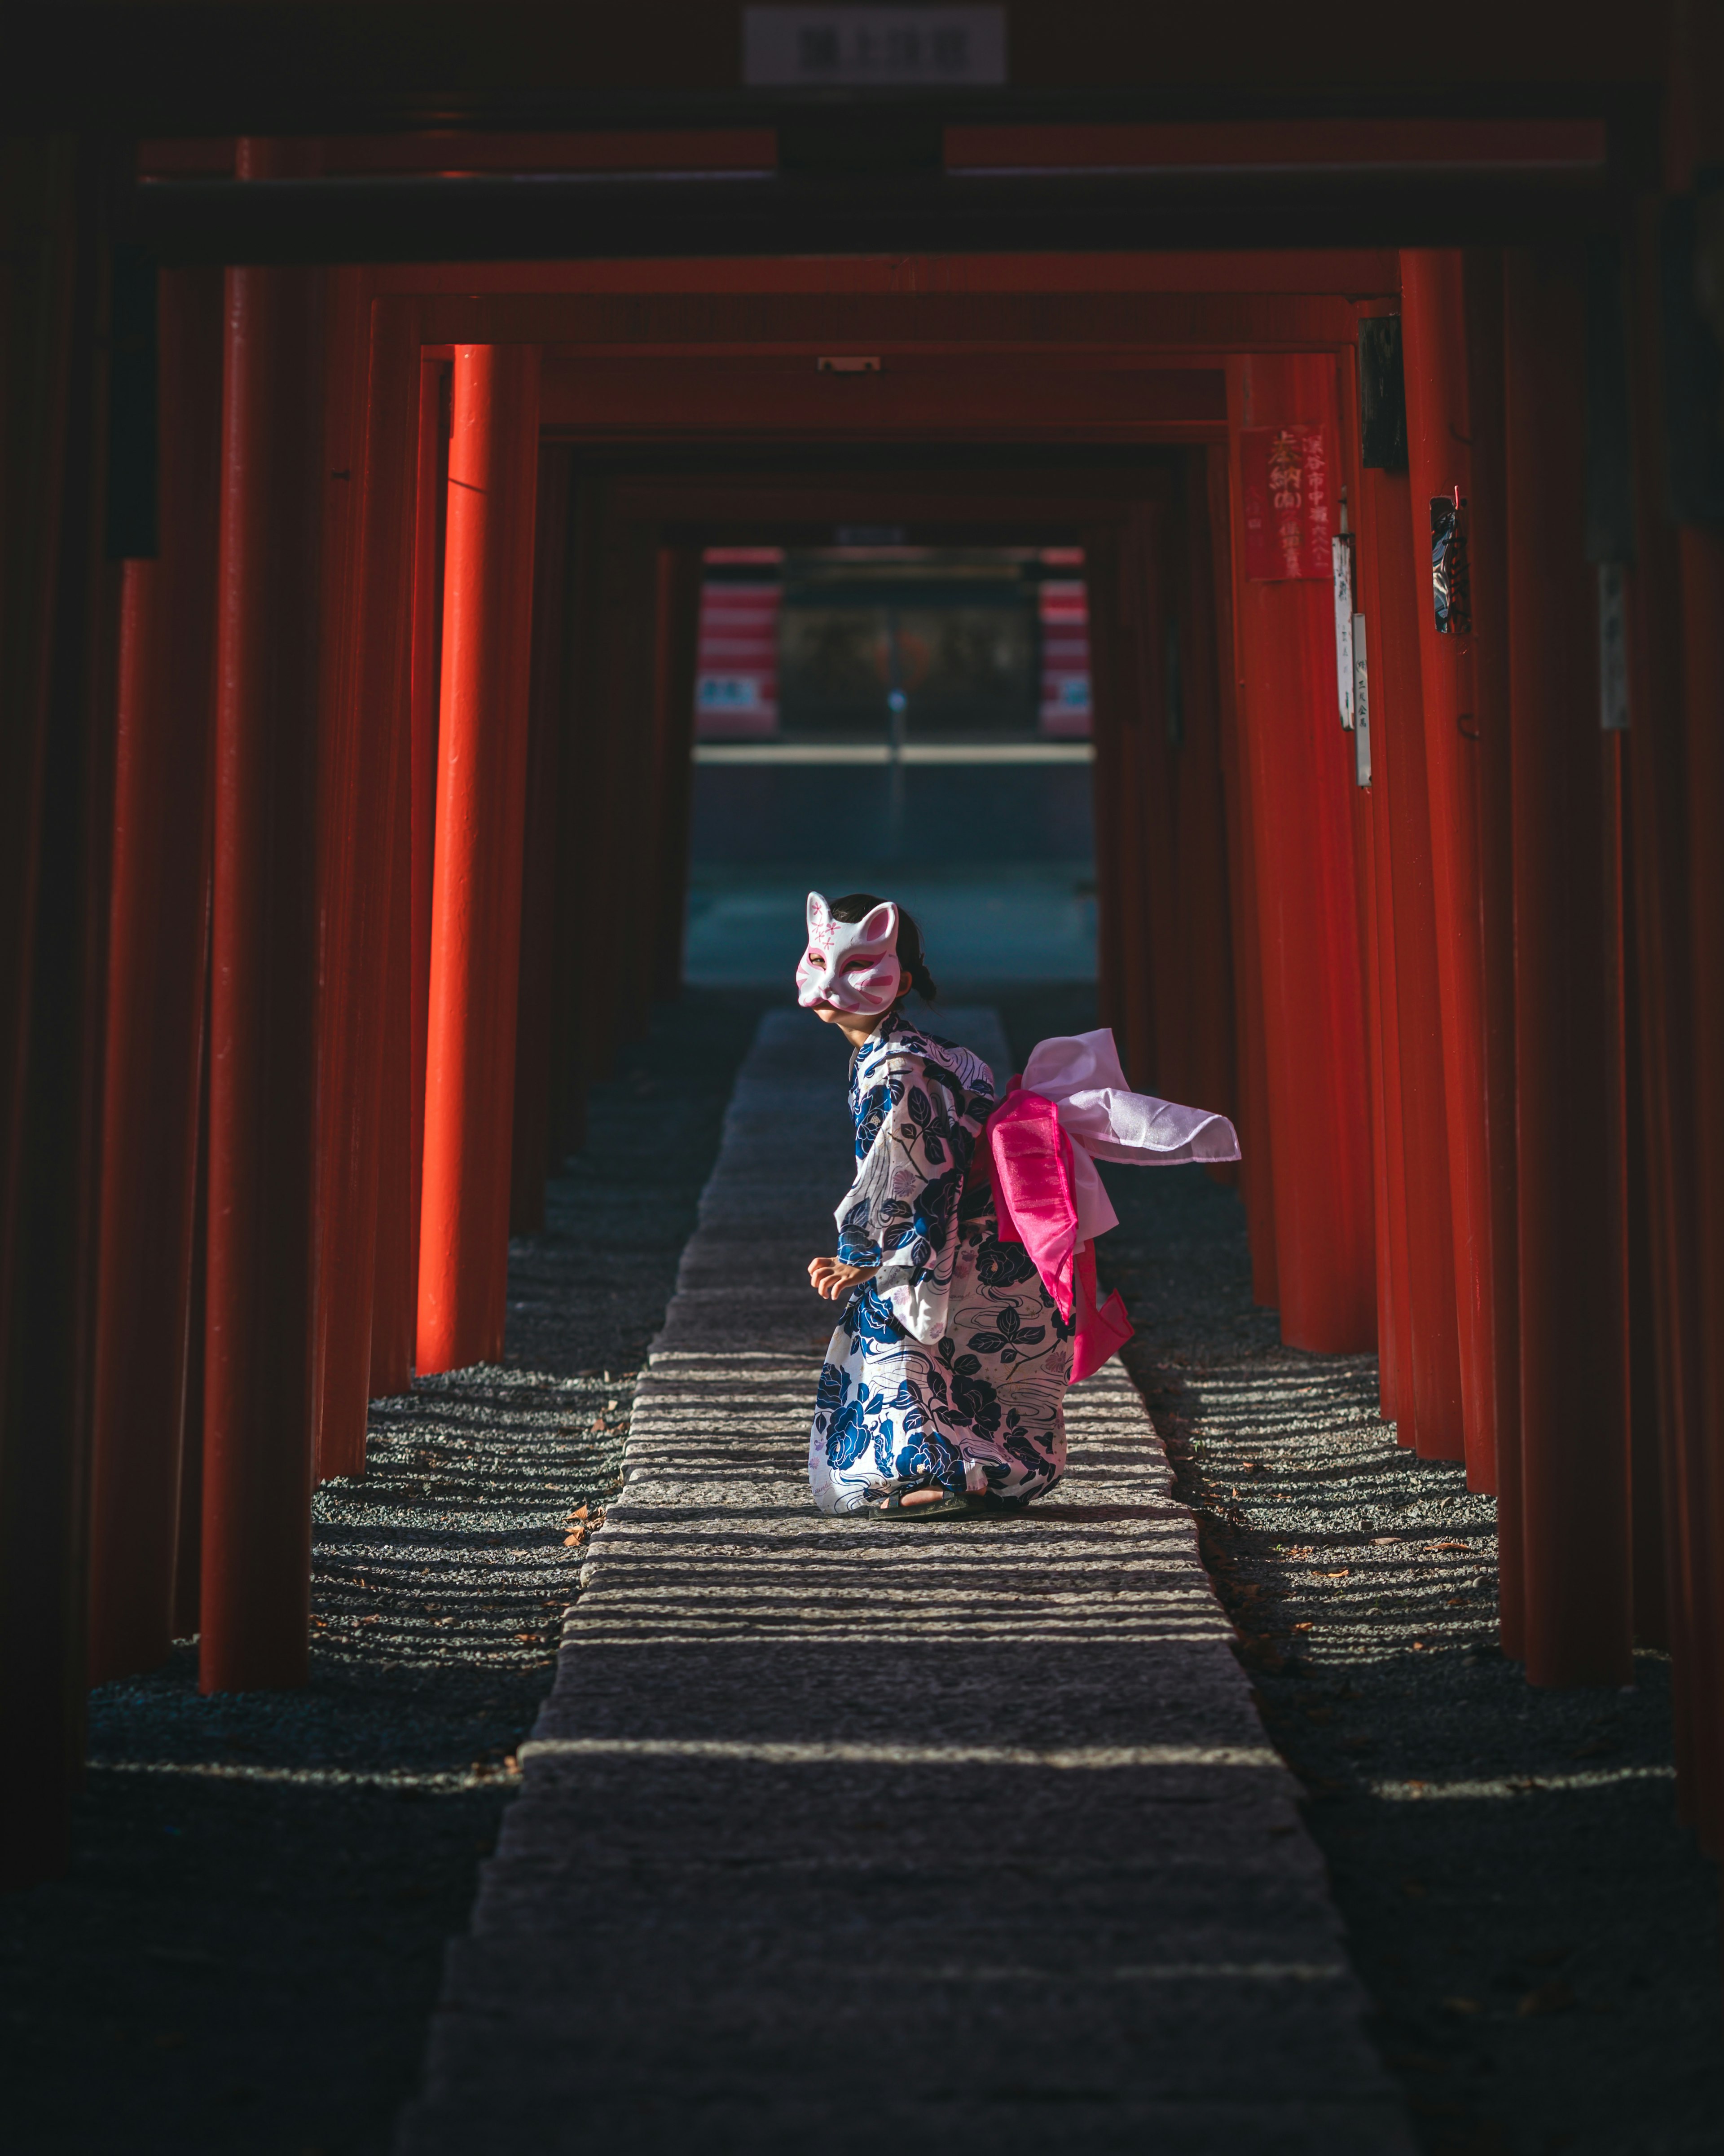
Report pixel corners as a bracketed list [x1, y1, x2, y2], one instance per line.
[4, 25, 1724, 1900]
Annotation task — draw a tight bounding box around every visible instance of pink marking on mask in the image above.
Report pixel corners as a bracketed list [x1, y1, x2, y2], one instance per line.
[794, 892, 903, 1015]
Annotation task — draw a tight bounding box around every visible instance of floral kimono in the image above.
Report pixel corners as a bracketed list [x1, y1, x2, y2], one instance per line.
[808, 1019, 1074, 1516]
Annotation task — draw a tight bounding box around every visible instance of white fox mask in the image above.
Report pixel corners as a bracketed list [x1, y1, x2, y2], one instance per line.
[794, 892, 902, 1015]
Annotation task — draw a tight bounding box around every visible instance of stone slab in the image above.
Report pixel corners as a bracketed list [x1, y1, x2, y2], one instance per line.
[396, 1009, 1412, 2155]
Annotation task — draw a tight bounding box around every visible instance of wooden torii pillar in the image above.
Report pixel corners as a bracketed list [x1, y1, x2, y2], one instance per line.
[86, 265, 222, 1683]
[416, 343, 542, 1374]
[1224, 352, 1376, 1354]
[199, 138, 326, 1694]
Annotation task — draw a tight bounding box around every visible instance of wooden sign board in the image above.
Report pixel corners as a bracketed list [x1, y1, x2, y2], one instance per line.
[744, 6, 1007, 85]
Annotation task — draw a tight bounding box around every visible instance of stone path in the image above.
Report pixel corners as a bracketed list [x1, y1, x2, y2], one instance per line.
[396, 1010, 1412, 2155]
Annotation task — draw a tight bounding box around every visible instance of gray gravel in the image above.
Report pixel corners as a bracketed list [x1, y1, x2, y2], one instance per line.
[1094, 1149, 1724, 2156]
[0, 990, 770, 2156]
[3, 977, 1717, 2156]
[398, 1004, 1412, 2156]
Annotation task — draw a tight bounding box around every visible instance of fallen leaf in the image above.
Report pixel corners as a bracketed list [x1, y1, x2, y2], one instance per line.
[568, 1503, 589, 1521]
[1371, 1535, 1400, 1546]
[1292, 1620, 1314, 1632]
[1517, 1980, 1576, 2016]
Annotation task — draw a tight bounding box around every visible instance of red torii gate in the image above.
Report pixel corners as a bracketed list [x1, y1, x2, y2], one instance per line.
[5, 15, 1723, 1889]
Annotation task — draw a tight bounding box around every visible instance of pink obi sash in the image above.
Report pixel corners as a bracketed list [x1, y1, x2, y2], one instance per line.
[983, 1079, 1133, 1384]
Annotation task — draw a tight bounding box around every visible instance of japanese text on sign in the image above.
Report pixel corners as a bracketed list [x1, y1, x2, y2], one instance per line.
[743, 7, 1007, 84]
[1240, 425, 1335, 581]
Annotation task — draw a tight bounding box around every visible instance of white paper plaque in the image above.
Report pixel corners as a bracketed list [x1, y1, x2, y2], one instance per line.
[1332, 533, 1356, 729]
[744, 7, 1007, 86]
[1352, 613, 1372, 787]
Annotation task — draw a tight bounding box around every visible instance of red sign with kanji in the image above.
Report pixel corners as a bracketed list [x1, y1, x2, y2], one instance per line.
[1240, 424, 1335, 581]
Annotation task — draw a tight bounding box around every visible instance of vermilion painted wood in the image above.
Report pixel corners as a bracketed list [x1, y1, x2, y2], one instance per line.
[1400, 251, 1500, 1487]
[330, 296, 418, 1429]
[416, 344, 542, 1375]
[310, 266, 377, 1482]
[1333, 313, 1410, 1438]
[0, 137, 123, 1883]
[1621, 779, 1669, 1649]
[536, 355, 1228, 441]
[481, 397, 548, 1345]
[1660, 0, 1724, 1854]
[1359, 461, 1465, 1460]
[509, 447, 573, 1236]
[174, 999, 210, 1641]
[1205, 443, 1277, 1302]
[1175, 457, 1241, 1169]
[1617, 204, 1712, 1825]
[368, 635, 415, 1402]
[1350, 798, 1400, 1424]
[1459, 249, 1526, 1654]
[87, 265, 222, 1683]
[407, 357, 449, 1340]
[1362, 676, 1417, 1439]
[373, 258, 1398, 314]
[200, 138, 326, 1696]
[1501, 246, 1632, 1689]
[1225, 353, 1375, 1352]
[947, 119, 1610, 172]
[364, 324, 427, 1402]
[650, 543, 704, 999]
[1678, 522, 1724, 1852]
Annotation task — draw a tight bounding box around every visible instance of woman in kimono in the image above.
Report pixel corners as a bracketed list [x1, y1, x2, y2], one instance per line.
[798, 890, 1242, 1522]
[800, 891, 1069, 1519]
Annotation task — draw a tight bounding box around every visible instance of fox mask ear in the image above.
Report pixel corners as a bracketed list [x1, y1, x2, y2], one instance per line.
[805, 891, 832, 939]
[850, 899, 898, 951]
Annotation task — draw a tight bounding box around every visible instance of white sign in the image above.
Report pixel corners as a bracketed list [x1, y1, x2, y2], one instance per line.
[1351, 613, 1372, 787]
[743, 7, 1007, 85]
[1332, 533, 1355, 729]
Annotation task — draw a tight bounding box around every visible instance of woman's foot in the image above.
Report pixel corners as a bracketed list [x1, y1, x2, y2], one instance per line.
[868, 1487, 980, 1521]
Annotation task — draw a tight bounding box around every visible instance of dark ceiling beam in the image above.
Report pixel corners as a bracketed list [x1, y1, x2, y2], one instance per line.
[127, 161, 1626, 266]
[8, 4, 1662, 138]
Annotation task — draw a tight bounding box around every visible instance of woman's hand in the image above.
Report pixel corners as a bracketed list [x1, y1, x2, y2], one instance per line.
[807, 1256, 878, 1302]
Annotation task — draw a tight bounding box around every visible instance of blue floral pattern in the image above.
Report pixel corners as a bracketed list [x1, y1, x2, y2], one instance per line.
[808, 1020, 1074, 1516]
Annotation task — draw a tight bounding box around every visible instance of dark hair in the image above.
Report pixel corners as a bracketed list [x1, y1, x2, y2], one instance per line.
[829, 891, 938, 1005]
